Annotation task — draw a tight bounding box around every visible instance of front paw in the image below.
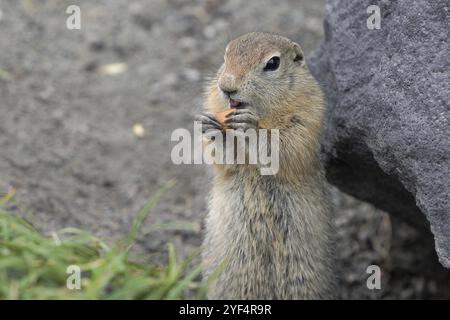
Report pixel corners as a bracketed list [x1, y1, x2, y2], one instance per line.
[224, 108, 259, 132]
[195, 112, 223, 140]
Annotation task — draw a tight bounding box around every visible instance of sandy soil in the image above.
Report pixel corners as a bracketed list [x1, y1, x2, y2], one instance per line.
[0, 0, 448, 299]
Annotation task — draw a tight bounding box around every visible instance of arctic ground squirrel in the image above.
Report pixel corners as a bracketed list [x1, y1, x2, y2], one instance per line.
[195, 32, 335, 299]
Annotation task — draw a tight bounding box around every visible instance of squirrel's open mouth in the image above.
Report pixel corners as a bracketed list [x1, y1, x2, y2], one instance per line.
[229, 99, 245, 109]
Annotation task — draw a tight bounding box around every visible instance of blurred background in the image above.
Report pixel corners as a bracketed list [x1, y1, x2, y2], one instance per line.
[0, 0, 448, 299]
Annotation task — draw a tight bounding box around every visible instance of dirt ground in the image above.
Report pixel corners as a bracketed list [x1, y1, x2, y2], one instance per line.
[0, 0, 448, 299]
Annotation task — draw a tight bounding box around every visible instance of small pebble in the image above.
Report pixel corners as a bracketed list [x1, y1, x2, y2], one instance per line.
[97, 62, 127, 75]
[133, 123, 145, 138]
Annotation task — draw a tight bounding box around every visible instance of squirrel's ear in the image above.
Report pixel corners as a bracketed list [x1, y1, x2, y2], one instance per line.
[292, 43, 305, 66]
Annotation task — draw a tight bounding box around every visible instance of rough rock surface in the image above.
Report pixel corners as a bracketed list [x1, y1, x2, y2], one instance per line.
[309, 0, 450, 267]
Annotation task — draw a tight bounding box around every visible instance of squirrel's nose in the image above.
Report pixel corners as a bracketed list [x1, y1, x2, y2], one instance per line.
[221, 88, 238, 97]
[218, 74, 238, 97]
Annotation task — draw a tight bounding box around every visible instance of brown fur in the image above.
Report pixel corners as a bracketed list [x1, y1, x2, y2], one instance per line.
[201, 32, 336, 299]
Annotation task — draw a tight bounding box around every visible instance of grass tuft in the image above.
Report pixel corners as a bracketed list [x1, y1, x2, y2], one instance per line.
[0, 183, 209, 300]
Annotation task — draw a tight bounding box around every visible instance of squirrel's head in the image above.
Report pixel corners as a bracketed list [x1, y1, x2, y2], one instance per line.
[216, 32, 309, 115]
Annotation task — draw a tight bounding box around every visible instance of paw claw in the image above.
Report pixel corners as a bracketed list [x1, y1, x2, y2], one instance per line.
[224, 108, 259, 131]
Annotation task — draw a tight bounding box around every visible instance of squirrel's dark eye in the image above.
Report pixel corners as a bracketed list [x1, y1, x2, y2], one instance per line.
[263, 56, 280, 71]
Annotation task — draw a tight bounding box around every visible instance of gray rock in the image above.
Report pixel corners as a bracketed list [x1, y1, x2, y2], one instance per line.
[309, 0, 450, 267]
